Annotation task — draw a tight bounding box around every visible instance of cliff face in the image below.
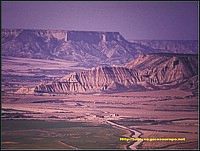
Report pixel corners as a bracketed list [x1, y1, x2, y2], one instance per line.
[126, 53, 198, 85]
[2, 29, 197, 67]
[179, 75, 198, 95]
[65, 31, 125, 44]
[34, 53, 198, 94]
[2, 29, 66, 59]
[2, 29, 139, 66]
[131, 40, 198, 54]
[34, 66, 141, 93]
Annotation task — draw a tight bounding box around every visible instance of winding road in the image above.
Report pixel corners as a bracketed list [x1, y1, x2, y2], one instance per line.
[106, 120, 143, 150]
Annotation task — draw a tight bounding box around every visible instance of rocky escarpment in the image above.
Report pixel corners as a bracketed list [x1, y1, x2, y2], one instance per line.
[34, 66, 142, 93]
[2, 29, 66, 59]
[65, 31, 125, 44]
[126, 53, 198, 86]
[2, 29, 197, 67]
[2, 29, 146, 66]
[34, 53, 198, 94]
[131, 40, 198, 54]
[179, 75, 198, 95]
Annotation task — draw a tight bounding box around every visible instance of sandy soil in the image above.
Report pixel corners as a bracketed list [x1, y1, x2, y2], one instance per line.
[2, 88, 198, 149]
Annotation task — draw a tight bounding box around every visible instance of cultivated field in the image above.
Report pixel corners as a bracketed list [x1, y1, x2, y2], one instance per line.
[1, 57, 199, 149]
[2, 119, 128, 149]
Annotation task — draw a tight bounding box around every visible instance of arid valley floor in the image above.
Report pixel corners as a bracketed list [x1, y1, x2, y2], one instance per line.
[1, 56, 198, 150]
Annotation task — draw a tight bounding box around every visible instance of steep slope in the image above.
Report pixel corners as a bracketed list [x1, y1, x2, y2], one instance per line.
[2, 29, 197, 67]
[34, 53, 198, 94]
[34, 66, 142, 93]
[126, 53, 198, 87]
[131, 40, 198, 54]
[2, 29, 64, 59]
[179, 75, 198, 95]
[2, 29, 148, 66]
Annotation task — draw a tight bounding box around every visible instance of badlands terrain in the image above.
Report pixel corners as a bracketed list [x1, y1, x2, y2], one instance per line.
[1, 29, 199, 149]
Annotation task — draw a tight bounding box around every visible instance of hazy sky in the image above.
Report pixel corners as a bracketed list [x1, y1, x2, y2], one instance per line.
[2, 1, 198, 40]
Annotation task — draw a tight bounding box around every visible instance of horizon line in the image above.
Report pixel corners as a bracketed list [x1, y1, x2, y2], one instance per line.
[2, 27, 198, 41]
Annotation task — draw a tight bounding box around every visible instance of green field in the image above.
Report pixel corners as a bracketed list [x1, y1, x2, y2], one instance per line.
[2, 119, 127, 149]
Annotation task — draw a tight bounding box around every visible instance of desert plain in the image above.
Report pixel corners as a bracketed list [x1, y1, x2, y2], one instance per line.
[1, 56, 198, 150]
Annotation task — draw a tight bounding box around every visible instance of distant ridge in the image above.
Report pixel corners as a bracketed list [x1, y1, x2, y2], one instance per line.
[2, 28, 198, 67]
[34, 53, 198, 94]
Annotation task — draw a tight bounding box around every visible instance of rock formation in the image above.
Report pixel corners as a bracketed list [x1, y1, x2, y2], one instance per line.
[126, 53, 198, 86]
[34, 66, 141, 93]
[2, 29, 197, 67]
[131, 40, 198, 54]
[34, 53, 198, 94]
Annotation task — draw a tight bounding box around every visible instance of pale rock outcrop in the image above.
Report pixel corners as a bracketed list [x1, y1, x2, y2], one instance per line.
[34, 53, 198, 94]
[34, 66, 141, 93]
[15, 87, 35, 94]
[126, 53, 198, 85]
